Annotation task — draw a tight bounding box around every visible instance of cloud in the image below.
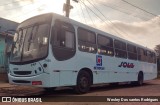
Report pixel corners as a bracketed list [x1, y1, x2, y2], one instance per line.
[96, 16, 160, 49]
[1, 0, 43, 22]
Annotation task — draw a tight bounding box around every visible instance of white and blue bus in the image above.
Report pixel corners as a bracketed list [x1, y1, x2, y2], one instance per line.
[8, 13, 157, 94]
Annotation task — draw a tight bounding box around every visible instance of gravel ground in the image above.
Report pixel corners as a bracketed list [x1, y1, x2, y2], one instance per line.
[0, 79, 160, 105]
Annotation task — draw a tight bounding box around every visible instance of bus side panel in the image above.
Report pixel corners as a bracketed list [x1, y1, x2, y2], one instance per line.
[59, 70, 77, 86]
[107, 57, 138, 83]
[135, 60, 157, 81]
[143, 63, 157, 80]
[76, 52, 100, 84]
[48, 53, 78, 87]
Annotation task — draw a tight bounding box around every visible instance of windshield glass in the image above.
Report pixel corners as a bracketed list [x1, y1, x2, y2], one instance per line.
[10, 24, 50, 63]
[10, 29, 25, 62]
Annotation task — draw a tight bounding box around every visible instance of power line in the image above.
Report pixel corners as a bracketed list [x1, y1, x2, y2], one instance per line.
[97, 1, 149, 21]
[79, 2, 87, 24]
[80, 0, 96, 27]
[78, 0, 100, 26]
[110, 1, 153, 21]
[96, 0, 155, 21]
[86, 0, 128, 37]
[73, 3, 84, 23]
[79, 0, 104, 24]
[96, 0, 149, 45]
[97, 0, 159, 24]
[79, 0, 122, 36]
[79, 0, 150, 46]
[121, 0, 158, 17]
[89, 0, 141, 40]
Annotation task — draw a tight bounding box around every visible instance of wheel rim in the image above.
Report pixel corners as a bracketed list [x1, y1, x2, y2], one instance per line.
[79, 76, 88, 89]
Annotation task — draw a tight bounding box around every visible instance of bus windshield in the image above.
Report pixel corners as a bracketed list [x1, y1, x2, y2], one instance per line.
[10, 23, 50, 63]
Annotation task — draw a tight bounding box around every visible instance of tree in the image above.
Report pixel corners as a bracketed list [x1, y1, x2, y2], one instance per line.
[154, 45, 160, 58]
[154, 44, 160, 77]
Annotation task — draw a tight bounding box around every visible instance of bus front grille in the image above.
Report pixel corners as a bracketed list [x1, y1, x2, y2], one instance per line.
[12, 80, 31, 84]
[13, 71, 32, 75]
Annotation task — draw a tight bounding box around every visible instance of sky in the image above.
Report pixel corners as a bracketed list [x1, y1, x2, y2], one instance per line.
[0, 0, 160, 50]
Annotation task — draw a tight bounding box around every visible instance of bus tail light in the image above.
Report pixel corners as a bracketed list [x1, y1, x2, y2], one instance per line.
[32, 81, 42, 85]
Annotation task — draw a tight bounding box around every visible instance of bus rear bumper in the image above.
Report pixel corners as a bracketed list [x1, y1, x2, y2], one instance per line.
[8, 73, 51, 87]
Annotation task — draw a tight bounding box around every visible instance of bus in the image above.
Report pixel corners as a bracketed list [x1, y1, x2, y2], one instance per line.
[8, 13, 157, 94]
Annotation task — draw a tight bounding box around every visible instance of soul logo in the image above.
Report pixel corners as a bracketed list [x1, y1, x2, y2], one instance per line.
[118, 62, 134, 68]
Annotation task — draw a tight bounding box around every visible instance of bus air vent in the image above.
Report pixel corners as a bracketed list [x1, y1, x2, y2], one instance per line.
[14, 71, 32, 75]
[12, 80, 31, 83]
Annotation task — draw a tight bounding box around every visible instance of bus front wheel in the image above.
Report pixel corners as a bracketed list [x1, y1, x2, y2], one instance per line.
[75, 71, 91, 94]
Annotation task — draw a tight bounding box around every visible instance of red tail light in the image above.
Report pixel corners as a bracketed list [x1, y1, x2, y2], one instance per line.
[32, 81, 42, 85]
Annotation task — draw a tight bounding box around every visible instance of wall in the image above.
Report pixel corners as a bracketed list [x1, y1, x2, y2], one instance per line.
[0, 18, 18, 73]
[0, 35, 6, 70]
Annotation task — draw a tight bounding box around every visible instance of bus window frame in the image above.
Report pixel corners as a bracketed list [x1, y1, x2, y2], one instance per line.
[51, 20, 76, 61]
[114, 39, 127, 59]
[97, 34, 114, 56]
[78, 27, 97, 54]
[127, 44, 137, 60]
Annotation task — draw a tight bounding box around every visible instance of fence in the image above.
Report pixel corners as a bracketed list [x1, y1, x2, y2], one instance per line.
[0, 51, 8, 72]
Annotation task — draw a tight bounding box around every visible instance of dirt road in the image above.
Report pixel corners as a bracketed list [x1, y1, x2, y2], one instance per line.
[0, 79, 160, 105]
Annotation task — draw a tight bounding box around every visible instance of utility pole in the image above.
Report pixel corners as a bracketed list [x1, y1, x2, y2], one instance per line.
[63, 0, 78, 18]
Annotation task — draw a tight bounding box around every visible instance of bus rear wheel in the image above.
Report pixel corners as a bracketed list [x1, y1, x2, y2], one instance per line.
[75, 71, 91, 94]
[137, 72, 144, 86]
[130, 72, 144, 86]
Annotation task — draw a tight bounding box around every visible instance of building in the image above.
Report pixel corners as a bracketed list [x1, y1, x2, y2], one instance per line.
[0, 33, 13, 70]
[0, 17, 18, 32]
[0, 18, 19, 73]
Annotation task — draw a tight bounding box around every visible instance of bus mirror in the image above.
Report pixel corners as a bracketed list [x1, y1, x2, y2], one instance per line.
[5, 29, 16, 43]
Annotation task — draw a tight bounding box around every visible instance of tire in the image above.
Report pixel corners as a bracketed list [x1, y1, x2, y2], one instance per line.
[137, 72, 144, 86]
[75, 71, 91, 94]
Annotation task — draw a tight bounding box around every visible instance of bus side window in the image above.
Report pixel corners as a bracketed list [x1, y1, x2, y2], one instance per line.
[137, 48, 147, 62]
[97, 34, 114, 56]
[64, 31, 74, 49]
[150, 52, 156, 64]
[152, 52, 156, 63]
[114, 40, 127, 59]
[57, 29, 75, 49]
[52, 21, 75, 49]
[127, 44, 137, 60]
[51, 20, 76, 61]
[78, 27, 97, 53]
[147, 50, 152, 63]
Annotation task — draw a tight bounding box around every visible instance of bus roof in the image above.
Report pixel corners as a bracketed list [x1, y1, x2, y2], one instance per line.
[19, 12, 155, 52]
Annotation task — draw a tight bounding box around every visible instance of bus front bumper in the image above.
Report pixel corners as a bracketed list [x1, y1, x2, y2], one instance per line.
[8, 73, 51, 87]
